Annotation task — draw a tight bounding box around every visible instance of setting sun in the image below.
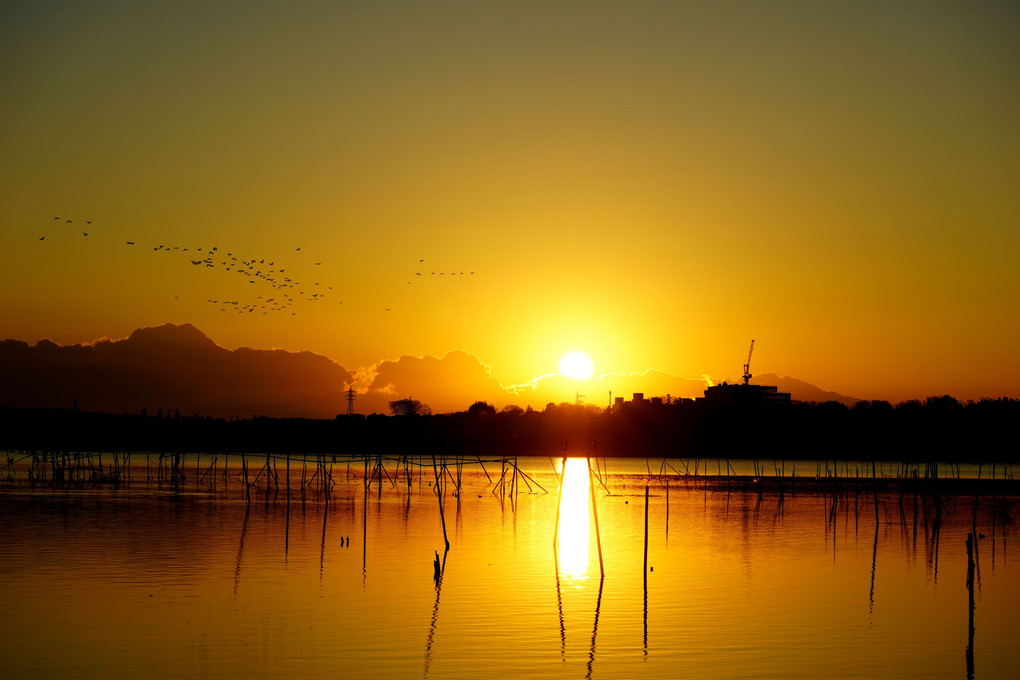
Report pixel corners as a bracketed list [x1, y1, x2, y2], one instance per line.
[558, 351, 594, 380]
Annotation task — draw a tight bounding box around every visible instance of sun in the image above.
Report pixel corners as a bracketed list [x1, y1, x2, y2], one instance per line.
[558, 351, 594, 380]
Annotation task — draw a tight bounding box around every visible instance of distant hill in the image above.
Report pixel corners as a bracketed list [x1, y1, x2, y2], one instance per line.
[0, 323, 865, 418]
[752, 373, 859, 406]
[0, 323, 353, 418]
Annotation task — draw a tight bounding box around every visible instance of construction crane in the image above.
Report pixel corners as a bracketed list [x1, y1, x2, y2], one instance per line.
[742, 339, 755, 385]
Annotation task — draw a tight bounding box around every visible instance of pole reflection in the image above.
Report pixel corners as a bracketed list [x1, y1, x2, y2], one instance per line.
[557, 458, 590, 581]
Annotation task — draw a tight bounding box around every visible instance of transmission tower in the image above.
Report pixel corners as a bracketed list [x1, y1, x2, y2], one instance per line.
[346, 387, 355, 416]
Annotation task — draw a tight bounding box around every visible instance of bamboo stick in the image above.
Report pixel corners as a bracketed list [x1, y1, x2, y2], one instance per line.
[587, 457, 604, 577]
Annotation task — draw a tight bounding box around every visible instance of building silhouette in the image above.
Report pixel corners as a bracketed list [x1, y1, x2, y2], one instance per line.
[699, 382, 791, 406]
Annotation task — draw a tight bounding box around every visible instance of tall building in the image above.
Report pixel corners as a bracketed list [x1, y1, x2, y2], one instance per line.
[700, 382, 791, 406]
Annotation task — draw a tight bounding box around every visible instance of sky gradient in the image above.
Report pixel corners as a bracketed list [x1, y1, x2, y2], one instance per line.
[3, 1, 1018, 404]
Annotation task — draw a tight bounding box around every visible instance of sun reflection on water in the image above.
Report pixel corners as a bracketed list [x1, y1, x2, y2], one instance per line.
[556, 458, 590, 582]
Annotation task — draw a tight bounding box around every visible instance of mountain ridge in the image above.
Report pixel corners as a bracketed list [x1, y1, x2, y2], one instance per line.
[1, 323, 863, 416]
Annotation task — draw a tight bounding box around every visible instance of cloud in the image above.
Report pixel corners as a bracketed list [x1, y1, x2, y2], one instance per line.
[354, 350, 512, 414]
[348, 358, 716, 413]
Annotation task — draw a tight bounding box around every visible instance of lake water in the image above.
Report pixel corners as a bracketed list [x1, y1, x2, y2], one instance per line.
[1, 453, 1018, 679]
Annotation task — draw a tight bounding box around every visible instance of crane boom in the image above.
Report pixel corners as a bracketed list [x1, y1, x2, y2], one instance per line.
[742, 339, 755, 385]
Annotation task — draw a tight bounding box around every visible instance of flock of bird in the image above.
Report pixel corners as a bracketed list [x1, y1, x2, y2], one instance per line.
[36, 217, 476, 316]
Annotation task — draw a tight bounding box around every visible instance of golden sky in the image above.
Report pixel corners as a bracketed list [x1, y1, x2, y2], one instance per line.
[2, 1, 1018, 404]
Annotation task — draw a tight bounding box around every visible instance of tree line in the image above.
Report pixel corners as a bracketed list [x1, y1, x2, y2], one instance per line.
[1, 395, 1016, 462]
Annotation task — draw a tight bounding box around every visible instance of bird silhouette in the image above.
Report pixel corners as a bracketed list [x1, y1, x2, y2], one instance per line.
[66, 219, 72, 223]
[39, 236, 45, 241]
[83, 232, 88, 236]
[126, 241, 134, 245]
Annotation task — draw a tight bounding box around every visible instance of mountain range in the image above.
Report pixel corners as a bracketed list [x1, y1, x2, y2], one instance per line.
[0, 323, 860, 418]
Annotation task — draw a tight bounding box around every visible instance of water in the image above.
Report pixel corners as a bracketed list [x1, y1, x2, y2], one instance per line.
[1, 454, 1017, 679]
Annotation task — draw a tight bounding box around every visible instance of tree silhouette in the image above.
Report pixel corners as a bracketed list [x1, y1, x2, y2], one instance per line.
[389, 398, 432, 416]
[467, 401, 496, 416]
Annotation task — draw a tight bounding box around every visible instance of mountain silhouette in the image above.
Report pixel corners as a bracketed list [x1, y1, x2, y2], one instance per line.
[751, 373, 858, 406]
[1, 323, 863, 417]
[0, 323, 353, 418]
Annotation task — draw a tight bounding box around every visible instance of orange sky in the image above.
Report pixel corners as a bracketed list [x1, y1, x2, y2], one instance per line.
[2, 1, 1018, 405]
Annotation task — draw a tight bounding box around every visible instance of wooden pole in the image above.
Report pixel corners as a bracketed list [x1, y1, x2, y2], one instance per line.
[432, 454, 450, 551]
[966, 533, 975, 679]
[553, 456, 567, 549]
[644, 485, 650, 572]
[666, 479, 670, 535]
[587, 457, 604, 577]
[644, 484, 650, 655]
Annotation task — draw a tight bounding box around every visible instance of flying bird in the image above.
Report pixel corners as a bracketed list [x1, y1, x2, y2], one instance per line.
[39, 236, 45, 240]
[83, 232, 88, 236]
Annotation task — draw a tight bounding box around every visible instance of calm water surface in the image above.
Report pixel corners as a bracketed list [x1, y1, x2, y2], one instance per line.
[1, 454, 1017, 679]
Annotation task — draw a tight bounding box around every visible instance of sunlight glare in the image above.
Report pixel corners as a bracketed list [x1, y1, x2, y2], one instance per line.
[556, 458, 590, 580]
[558, 351, 594, 380]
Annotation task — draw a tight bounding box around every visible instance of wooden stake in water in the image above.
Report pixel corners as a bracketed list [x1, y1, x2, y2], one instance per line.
[553, 456, 567, 549]
[666, 479, 670, 535]
[644, 485, 650, 572]
[587, 457, 605, 577]
[432, 455, 450, 551]
[644, 483, 650, 657]
[966, 533, 976, 679]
